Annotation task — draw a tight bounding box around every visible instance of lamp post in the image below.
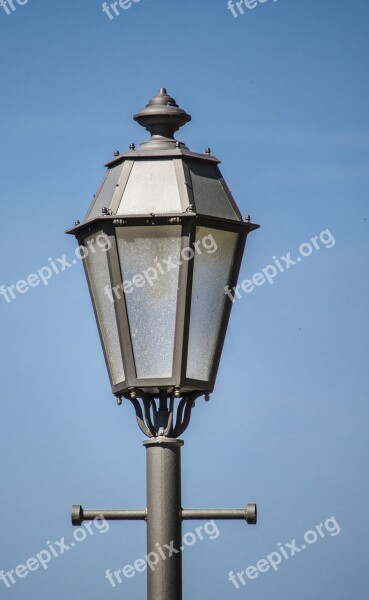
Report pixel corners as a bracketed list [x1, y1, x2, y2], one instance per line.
[67, 88, 259, 600]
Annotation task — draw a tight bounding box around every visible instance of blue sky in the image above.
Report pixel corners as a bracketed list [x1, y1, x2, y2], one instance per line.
[0, 0, 368, 598]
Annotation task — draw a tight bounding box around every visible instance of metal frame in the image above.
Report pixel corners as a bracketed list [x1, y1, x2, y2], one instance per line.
[109, 159, 134, 215]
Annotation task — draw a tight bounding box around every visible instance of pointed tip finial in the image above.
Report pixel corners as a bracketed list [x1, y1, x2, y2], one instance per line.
[133, 88, 191, 149]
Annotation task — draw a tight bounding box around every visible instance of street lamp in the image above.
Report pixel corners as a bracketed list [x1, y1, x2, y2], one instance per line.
[68, 88, 259, 600]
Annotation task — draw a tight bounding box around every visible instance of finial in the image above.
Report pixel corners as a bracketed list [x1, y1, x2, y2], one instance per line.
[133, 88, 191, 149]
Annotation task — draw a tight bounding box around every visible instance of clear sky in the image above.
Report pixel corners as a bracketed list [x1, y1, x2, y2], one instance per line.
[0, 0, 368, 598]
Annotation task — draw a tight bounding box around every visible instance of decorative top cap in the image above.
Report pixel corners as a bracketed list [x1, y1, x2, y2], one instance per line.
[133, 88, 192, 149]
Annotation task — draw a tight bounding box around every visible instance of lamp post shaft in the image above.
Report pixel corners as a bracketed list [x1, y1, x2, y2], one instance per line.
[144, 437, 184, 600]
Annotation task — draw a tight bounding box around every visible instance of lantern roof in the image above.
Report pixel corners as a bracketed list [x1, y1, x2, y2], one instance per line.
[68, 89, 258, 237]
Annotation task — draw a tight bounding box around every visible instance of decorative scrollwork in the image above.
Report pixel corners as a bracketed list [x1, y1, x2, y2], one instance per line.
[122, 390, 206, 438]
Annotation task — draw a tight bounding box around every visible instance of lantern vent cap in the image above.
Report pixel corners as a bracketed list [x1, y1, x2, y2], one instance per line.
[133, 88, 192, 150]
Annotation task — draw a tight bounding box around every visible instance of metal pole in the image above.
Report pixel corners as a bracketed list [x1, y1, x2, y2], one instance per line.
[144, 436, 183, 600]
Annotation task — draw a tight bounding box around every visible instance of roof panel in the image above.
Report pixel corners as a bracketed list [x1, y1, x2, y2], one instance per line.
[85, 163, 123, 222]
[188, 161, 241, 221]
[117, 160, 182, 215]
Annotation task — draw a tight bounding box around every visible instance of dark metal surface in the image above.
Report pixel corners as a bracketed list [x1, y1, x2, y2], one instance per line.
[71, 505, 257, 527]
[104, 148, 221, 168]
[124, 391, 202, 438]
[71, 505, 146, 526]
[186, 159, 242, 221]
[144, 437, 183, 600]
[66, 202, 259, 238]
[133, 88, 191, 150]
[182, 505, 257, 525]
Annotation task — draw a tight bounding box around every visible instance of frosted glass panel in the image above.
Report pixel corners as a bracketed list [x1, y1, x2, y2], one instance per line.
[186, 227, 239, 381]
[84, 232, 125, 385]
[117, 160, 182, 215]
[116, 226, 181, 379]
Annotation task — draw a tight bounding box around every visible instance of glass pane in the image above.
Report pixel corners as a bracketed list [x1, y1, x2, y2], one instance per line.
[117, 160, 182, 215]
[116, 226, 181, 379]
[83, 231, 125, 385]
[188, 161, 240, 220]
[186, 227, 240, 381]
[85, 164, 122, 221]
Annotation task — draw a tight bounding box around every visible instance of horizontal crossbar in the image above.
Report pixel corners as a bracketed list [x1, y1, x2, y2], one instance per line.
[182, 507, 257, 524]
[72, 504, 257, 526]
[71, 505, 146, 525]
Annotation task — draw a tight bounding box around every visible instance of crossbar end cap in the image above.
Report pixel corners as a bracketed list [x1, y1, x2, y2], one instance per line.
[246, 503, 257, 525]
[72, 504, 83, 526]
